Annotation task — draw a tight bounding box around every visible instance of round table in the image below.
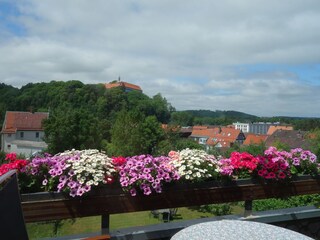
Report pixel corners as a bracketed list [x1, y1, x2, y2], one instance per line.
[171, 220, 314, 240]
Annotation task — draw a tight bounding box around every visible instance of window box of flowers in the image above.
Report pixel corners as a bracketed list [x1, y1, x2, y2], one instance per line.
[1, 148, 319, 223]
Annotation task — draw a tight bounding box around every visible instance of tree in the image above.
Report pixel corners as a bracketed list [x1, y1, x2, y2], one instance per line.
[153, 125, 203, 156]
[294, 119, 320, 131]
[170, 111, 194, 126]
[106, 110, 164, 156]
[309, 129, 320, 158]
[44, 107, 103, 153]
[151, 93, 173, 123]
[239, 143, 266, 156]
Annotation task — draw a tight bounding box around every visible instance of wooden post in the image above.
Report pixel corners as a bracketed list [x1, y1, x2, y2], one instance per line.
[101, 214, 110, 235]
[244, 200, 253, 217]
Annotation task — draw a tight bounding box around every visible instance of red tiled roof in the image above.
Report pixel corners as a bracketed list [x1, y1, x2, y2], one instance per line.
[191, 127, 241, 146]
[214, 140, 233, 148]
[193, 125, 209, 130]
[267, 125, 293, 135]
[105, 81, 142, 91]
[1, 111, 49, 134]
[206, 128, 241, 146]
[243, 134, 268, 145]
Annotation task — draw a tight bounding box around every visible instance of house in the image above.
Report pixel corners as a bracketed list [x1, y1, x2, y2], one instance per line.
[1, 111, 49, 157]
[265, 129, 312, 150]
[105, 80, 142, 92]
[243, 134, 268, 146]
[233, 122, 250, 133]
[249, 122, 281, 135]
[190, 126, 246, 151]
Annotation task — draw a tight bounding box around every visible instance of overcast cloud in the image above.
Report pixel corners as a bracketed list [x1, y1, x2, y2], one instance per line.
[0, 0, 320, 117]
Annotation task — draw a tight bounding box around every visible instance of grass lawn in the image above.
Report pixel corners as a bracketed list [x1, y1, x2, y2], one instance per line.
[27, 204, 243, 239]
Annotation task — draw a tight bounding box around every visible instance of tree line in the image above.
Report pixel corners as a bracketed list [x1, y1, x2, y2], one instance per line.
[1, 81, 320, 157]
[0, 81, 201, 156]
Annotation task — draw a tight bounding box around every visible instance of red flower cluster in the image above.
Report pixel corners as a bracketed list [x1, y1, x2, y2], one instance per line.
[257, 155, 290, 180]
[112, 156, 127, 167]
[0, 153, 28, 176]
[5, 152, 17, 162]
[103, 156, 127, 184]
[230, 152, 259, 172]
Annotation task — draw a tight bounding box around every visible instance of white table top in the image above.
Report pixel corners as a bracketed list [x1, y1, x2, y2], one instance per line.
[171, 220, 314, 240]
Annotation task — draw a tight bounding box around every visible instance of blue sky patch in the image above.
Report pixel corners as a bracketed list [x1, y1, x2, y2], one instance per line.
[0, 1, 26, 36]
[236, 63, 320, 85]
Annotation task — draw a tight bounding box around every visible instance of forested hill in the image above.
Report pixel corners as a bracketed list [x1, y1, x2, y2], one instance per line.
[0, 81, 174, 155]
[169, 109, 258, 126]
[185, 110, 257, 120]
[0, 81, 172, 124]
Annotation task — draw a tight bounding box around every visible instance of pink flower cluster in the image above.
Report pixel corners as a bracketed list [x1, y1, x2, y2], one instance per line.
[218, 152, 258, 178]
[289, 148, 318, 175]
[0, 153, 28, 176]
[256, 147, 318, 180]
[118, 155, 180, 196]
[257, 152, 290, 180]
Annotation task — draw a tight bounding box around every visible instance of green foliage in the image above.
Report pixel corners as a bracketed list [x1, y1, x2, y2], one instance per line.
[175, 139, 204, 151]
[0, 83, 19, 124]
[252, 194, 320, 211]
[309, 129, 320, 158]
[170, 111, 194, 126]
[293, 119, 320, 131]
[272, 140, 291, 151]
[153, 125, 203, 156]
[44, 107, 103, 153]
[239, 143, 266, 156]
[106, 110, 164, 156]
[18, 172, 46, 194]
[223, 143, 241, 158]
[0, 151, 6, 164]
[185, 110, 257, 119]
[197, 204, 232, 216]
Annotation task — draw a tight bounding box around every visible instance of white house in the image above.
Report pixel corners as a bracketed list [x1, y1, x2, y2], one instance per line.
[1, 111, 49, 157]
[233, 122, 250, 133]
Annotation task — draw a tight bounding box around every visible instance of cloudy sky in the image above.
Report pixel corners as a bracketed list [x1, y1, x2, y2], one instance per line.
[1, 0, 320, 117]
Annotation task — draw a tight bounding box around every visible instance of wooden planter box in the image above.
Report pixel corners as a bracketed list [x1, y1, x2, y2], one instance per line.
[21, 176, 320, 223]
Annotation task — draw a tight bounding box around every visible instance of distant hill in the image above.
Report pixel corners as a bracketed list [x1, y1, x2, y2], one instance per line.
[184, 109, 258, 121]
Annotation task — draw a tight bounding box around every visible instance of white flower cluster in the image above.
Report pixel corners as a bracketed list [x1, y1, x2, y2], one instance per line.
[169, 148, 218, 181]
[59, 149, 115, 186]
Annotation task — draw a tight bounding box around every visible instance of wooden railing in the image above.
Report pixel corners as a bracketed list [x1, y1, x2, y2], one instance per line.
[20, 176, 320, 235]
[1, 170, 29, 240]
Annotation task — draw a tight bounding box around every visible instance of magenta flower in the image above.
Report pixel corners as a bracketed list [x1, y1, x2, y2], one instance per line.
[117, 155, 179, 196]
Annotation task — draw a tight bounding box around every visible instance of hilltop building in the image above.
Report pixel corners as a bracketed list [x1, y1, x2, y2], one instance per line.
[105, 79, 142, 92]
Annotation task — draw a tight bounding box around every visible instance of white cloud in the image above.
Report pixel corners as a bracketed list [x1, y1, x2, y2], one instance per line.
[1, 0, 320, 117]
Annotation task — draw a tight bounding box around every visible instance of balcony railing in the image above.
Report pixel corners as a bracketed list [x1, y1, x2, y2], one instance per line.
[21, 175, 320, 237]
[2, 169, 320, 239]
